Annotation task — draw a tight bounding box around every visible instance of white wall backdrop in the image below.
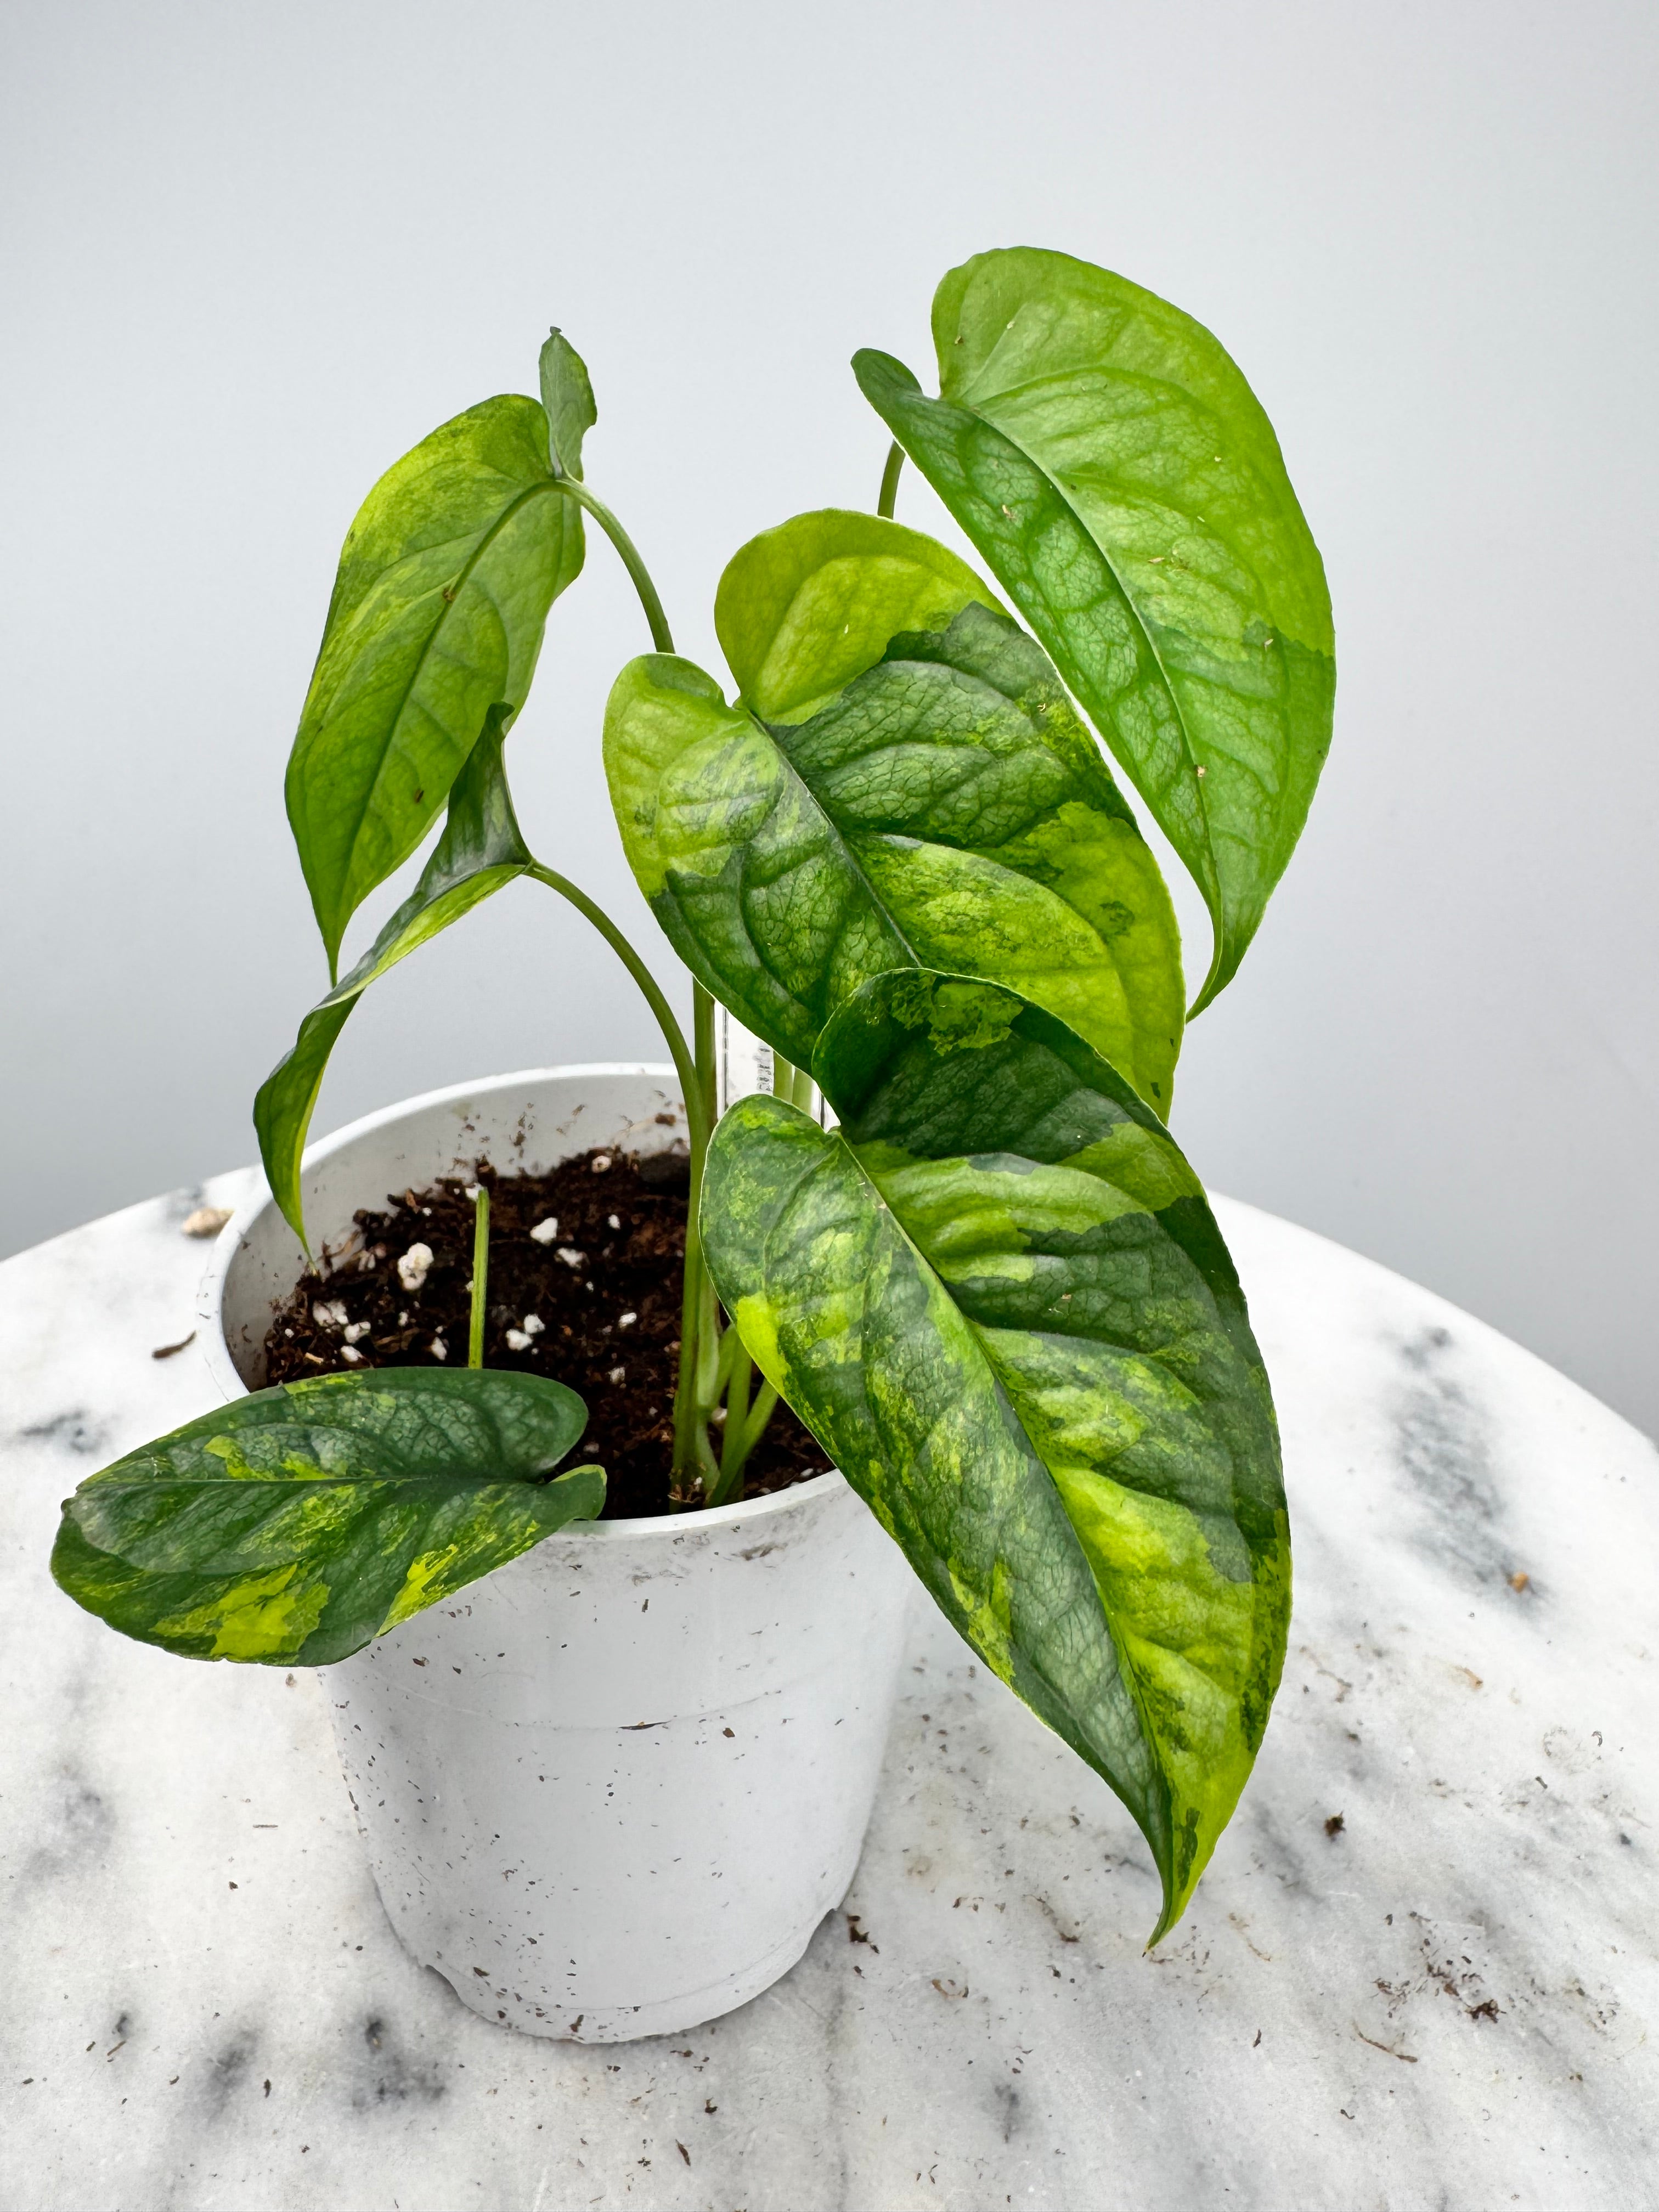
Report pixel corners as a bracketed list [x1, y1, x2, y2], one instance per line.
[3, 1, 1655, 1435]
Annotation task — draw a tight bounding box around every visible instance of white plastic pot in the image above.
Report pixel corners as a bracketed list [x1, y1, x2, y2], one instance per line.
[198, 1065, 912, 2041]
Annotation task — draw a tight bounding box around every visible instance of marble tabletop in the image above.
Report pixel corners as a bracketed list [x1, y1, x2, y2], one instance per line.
[2, 1170, 1655, 2211]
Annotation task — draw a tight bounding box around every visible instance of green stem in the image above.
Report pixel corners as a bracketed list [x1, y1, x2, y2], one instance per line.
[742, 1383, 780, 1458]
[719, 1344, 753, 1481]
[526, 866, 706, 1154]
[536, 481, 745, 1508]
[467, 1184, 490, 1368]
[707, 1378, 780, 1507]
[554, 477, 675, 653]
[771, 1051, 818, 1119]
[877, 440, 905, 520]
[670, 986, 723, 1498]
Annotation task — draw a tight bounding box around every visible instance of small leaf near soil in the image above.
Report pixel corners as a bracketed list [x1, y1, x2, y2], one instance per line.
[52, 1368, 604, 1666]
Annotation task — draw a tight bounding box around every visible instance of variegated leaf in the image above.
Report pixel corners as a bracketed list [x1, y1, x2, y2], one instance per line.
[52, 1370, 603, 1666]
[700, 969, 1288, 1939]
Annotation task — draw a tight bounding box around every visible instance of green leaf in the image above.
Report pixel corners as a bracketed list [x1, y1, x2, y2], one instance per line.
[604, 597, 1184, 1109]
[700, 969, 1288, 1940]
[714, 507, 997, 723]
[854, 247, 1335, 1012]
[539, 328, 597, 480]
[286, 393, 582, 976]
[52, 1369, 604, 1667]
[255, 708, 533, 1250]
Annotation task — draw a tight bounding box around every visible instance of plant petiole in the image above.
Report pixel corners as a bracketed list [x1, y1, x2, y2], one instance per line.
[554, 477, 675, 654]
[877, 439, 905, 519]
[467, 1184, 490, 1368]
[772, 1051, 819, 1119]
[526, 866, 706, 1155]
[534, 486, 743, 1508]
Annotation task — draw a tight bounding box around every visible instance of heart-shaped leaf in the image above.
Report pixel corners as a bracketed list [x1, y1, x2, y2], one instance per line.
[855, 247, 1335, 1012]
[286, 394, 583, 976]
[715, 507, 996, 724]
[606, 591, 1184, 1109]
[256, 707, 534, 1250]
[52, 1369, 603, 1667]
[700, 969, 1288, 1939]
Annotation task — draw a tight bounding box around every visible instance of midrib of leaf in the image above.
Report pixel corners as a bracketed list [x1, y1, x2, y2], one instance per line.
[331, 477, 562, 957]
[803, 1123, 1183, 1846]
[933, 382, 1223, 999]
[731, 707, 929, 996]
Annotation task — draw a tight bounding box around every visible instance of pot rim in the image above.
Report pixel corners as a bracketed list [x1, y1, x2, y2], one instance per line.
[196, 1062, 845, 1543]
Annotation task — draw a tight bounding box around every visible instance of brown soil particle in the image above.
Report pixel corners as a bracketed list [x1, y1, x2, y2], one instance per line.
[261, 1147, 829, 1519]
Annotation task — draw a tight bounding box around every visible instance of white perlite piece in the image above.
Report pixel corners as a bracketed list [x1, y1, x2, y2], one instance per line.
[607, 1365, 626, 1384]
[398, 1243, 434, 1293]
[521, 1314, 544, 1337]
[343, 1322, 371, 1345]
[607, 1214, 620, 1230]
[180, 1205, 233, 1239]
[430, 1336, 447, 1362]
[590, 1153, 613, 1173]
[505, 1329, 532, 1352]
[312, 1299, 349, 1330]
[556, 1246, 585, 1271]
[529, 1217, 560, 1245]
[617, 1311, 638, 1329]
[340, 1344, 364, 1365]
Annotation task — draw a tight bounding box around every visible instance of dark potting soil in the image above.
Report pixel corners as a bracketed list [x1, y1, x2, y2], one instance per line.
[260, 1146, 830, 1519]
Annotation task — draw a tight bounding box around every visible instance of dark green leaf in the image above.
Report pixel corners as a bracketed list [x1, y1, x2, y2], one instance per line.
[539, 328, 597, 481]
[701, 969, 1288, 1939]
[52, 1369, 603, 1667]
[286, 394, 581, 976]
[255, 708, 533, 1250]
[605, 590, 1184, 1108]
[854, 247, 1335, 1011]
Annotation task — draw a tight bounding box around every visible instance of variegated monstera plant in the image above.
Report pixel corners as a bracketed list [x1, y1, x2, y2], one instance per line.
[55, 249, 1333, 1941]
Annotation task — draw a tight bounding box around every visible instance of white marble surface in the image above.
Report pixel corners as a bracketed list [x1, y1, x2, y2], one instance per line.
[2, 1169, 1655, 2210]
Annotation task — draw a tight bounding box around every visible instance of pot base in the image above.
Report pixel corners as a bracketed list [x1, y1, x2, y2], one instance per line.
[413, 1882, 846, 2043]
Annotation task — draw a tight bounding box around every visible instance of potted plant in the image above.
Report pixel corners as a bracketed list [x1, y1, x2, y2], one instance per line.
[52, 247, 1333, 2041]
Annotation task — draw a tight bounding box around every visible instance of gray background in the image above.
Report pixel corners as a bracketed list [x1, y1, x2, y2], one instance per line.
[3, 1, 1655, 1435]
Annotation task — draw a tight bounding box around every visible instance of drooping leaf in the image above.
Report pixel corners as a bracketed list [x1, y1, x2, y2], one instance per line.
[256, 708, 534, 1250]
[52, 1369, 603, 1667]
[854, 247, 1335, 1012]
[286, 394, 582, 976]
[700, 969, 1288, 1939]
[605, 597, 1184, 1108]
[714, 507, 996, 723]
[539, 328, 597, 480]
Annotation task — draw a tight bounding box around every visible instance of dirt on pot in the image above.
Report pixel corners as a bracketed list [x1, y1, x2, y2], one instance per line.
[261, 1146, 830, 1518]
